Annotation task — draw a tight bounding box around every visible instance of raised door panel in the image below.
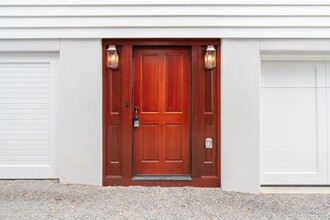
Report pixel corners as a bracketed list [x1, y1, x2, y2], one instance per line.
[165, 54, 184, 112]
[110, 71, 120, 113]
[165, 124, 182, 161]
[142, 124, 159, 161]
[141, 55, 159, 113]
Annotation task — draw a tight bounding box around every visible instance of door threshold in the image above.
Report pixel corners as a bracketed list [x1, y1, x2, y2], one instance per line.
[133, 175, 192, 181]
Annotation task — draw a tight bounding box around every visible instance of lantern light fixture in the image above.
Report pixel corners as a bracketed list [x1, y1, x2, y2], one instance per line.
[107, 45, 119, 69]
[204, 45, 216, 70]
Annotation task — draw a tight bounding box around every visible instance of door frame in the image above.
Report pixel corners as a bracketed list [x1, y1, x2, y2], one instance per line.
[102, 39, 221, 187]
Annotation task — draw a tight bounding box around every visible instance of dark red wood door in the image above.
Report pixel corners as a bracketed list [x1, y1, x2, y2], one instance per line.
[133, 47, 190, 175]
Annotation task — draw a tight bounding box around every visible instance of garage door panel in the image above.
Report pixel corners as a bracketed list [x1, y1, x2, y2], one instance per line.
[326, 61, 330, 87]
[262, 88, 317, 104]
[262, 67, 316, 87]
[0, 54, 58, 179]
[0, 73, 49, 78]
[0, 150, 49, 157]
[0, 124, 49, 130]
[0, 88, 50, 94]
[263, 151, 319, 173]
[261, 61, 328, 185]
[0, 146, 49, 151]
[0, 134, 50, 140]
[327, 88, 330, 184]
[329, 152, 330, 184]
[0, 109, 49, 114]
[262, 173, 327, 185]
[0, 119, 49, 125]
[0, 98, 50, 104]
[0, 130, 49, 135]
[0, 103, 50, 109]
[0, 94, 50, 99]
[0, 160, 50, 166]
[0, 78, 50, 83]
[0, 82, 50, 88]
[0, 63, 50, 72]
[262, 62, 326, 88]
[263, 137, 317, 150]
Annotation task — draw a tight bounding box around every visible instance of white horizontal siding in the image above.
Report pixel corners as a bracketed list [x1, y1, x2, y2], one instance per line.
[1, 0, 330, 5]
[3, 17, 330, 28]
[0, 1, 330, 38]
[1, 6, 330, 17]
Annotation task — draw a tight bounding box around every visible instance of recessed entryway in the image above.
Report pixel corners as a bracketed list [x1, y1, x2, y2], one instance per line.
[102, 39, 220, 187]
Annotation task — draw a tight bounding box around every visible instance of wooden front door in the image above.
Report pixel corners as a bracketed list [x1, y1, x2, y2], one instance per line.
[133, 47, 191, 175]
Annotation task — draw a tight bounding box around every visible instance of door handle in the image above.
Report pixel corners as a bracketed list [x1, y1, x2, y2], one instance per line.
[134, 106, 139, 114]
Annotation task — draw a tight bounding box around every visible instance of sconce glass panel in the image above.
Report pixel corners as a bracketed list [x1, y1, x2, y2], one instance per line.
[204, 45, 216, 70]
[107, 45, 119, 69]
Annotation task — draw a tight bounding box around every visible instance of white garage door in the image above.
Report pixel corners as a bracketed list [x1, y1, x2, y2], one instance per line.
[0, 53, 58, 178]
[261, 61, 330, 185]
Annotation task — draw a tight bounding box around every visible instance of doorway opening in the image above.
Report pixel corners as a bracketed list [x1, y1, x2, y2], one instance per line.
[103, 39, 220, 187]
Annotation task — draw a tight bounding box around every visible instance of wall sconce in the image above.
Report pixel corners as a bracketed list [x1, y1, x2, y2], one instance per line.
[107, 45, 119, 69]
[204, 45, 216, 69]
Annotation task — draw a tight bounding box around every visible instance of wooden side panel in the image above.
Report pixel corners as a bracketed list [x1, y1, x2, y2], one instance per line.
[109, 124, 119, 162]
[201, 68, 217, 177]
[191, 45, 203, 178]
[110, 71, 120, 113]
[104, 46, 122, 177]
[200, 47, 220, 178]
[107, 67, 121, 176]
[205, 69, 213, 113]
[107, 123, 121, 175]
[120, 45, 133, 179]
[103, 45, 133, 180]
[192, 45, 220, 179]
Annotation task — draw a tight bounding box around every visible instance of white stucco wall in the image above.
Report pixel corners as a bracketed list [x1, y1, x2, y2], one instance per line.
[58, 39, 102, 185]
[2, 38, 330, 192]
[1, 0, 330, 192]
[221, 39, 261, 193]
[221, 39, 330, 193]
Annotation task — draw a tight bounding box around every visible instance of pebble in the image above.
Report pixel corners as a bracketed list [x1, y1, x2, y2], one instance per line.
[0, 180, 329, 219]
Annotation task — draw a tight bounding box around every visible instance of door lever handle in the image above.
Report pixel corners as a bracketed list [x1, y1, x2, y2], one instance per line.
[134, 106, 139, 115]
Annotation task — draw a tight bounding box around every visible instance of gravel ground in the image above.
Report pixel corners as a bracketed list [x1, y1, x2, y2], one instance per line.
[0, 180, 329, 220]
